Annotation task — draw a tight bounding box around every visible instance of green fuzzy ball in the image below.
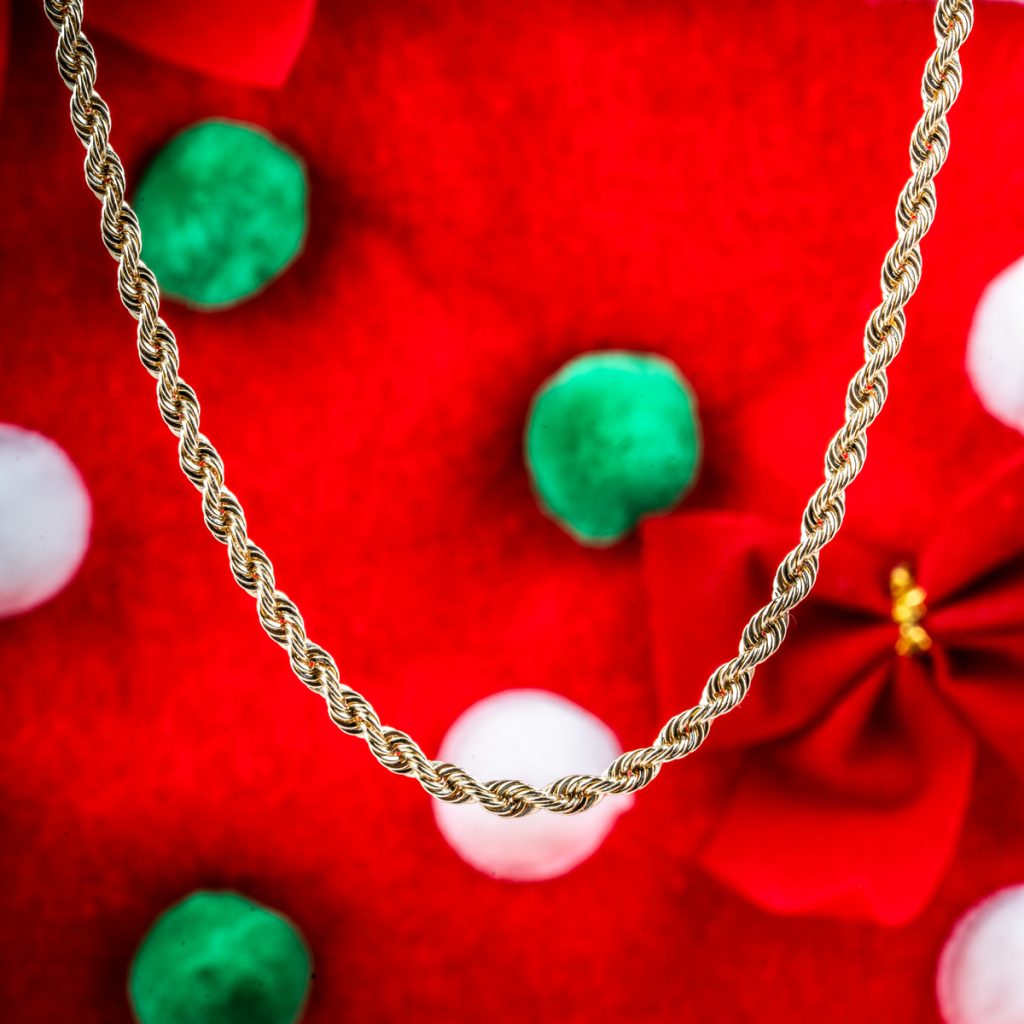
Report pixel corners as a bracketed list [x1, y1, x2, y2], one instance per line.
[524, 351, 701, 545]
[134, 120, 307, 308]
[128, 890, 312, 1024]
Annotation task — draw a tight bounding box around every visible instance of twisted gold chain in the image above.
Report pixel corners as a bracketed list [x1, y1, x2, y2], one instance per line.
[43, 0, 973, 816]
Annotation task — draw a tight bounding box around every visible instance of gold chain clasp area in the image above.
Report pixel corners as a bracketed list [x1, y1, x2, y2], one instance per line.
[890, 564, 932, 657]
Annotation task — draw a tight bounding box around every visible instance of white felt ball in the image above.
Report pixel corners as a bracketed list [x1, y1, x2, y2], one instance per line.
[0, 424, 91, 617]
[937, 885, 1024, 1024]
[433, 689, 633, 881]
[966, 255, 1024, 435]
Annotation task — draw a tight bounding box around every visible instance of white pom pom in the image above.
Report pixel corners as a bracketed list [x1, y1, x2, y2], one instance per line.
[937, 884, 1024, 1024]
[433, 689, 633, 881]
[967, 256, 1024, 435]
[0, 424, 91, 617]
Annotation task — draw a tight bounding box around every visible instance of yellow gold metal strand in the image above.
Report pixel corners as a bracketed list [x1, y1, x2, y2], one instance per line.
[42, 0, 973, 816]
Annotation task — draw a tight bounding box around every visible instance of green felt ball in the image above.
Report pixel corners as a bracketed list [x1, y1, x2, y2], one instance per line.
[128, 890, 312, 1024]
[524, 351, 701, 545]
[134, 120, 307, 308]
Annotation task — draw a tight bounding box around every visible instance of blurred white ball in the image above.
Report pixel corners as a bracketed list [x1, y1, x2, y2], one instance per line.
[967, 255, 1024, 435]
[0, 424, 91, 617]
[937, 884, 1024, 1024]
[433, 689, 633, 881]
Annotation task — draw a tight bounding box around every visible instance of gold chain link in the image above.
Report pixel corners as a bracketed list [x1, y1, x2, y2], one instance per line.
[43, 0, 973, 816]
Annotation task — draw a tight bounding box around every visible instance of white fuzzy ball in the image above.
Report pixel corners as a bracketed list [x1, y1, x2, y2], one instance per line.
[433, 689, 633, 881]
[0, 424, 91, 617]
[967, 255, 1024, 435]
[937, 884, 1024, 1024]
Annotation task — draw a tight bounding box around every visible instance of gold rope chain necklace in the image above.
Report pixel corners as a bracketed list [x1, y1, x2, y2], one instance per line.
[43, 0, 974, 816]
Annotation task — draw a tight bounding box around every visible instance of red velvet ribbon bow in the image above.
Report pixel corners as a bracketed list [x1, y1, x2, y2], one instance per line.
[1, 1, 317, 109]
[86, 1, 316, 88]
[642, 450, 1024, 925]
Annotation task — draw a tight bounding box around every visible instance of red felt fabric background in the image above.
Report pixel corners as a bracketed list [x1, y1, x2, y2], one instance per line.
[1, 1, 1023, 1021]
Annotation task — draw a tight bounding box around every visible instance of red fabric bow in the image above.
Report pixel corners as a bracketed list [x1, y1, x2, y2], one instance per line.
[88, 0, 317, 87]
[0, 1, 315, 103]
[642, 450, 1024, 925]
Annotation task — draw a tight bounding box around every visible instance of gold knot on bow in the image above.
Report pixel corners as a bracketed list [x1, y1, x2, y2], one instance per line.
[890, 564, 932, 657]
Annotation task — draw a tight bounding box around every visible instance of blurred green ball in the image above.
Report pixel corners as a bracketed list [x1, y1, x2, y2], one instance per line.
[525, 351, 701, 545]
[128, 890, 312, 1024]
[134, 119, 307, 308]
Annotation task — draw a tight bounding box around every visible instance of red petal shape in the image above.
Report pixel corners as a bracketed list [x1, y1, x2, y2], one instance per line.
[920, 449, 1024, 607]
[919, 450, 1024, 775]
[698, 657, 976, 925]
[930, 565, 1024, 641]
[932, 638, 1024, 779]
[88, 0, 316, 88]
[641, 511, 895, 749]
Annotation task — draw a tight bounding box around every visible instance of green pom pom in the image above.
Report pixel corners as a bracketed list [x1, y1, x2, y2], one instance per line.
[128, 890, 312, 1024]
[524, 351, 701, 545]
[134, 120, 307, 308]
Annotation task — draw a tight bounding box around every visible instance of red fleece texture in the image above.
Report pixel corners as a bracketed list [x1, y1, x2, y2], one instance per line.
[1, 1, 1023, 1022]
